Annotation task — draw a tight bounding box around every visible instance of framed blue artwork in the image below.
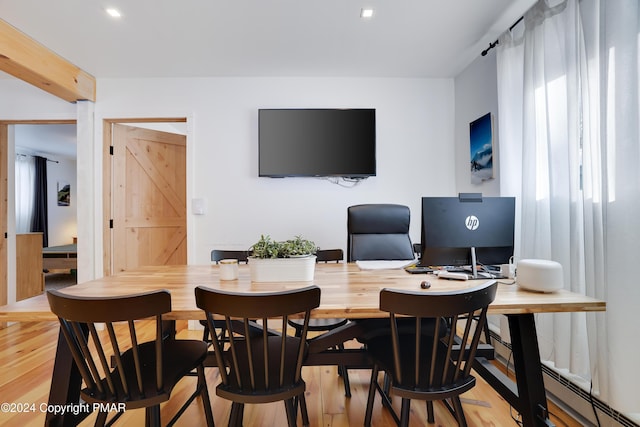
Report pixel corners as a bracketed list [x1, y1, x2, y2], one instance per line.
[469, 112, 494, 183]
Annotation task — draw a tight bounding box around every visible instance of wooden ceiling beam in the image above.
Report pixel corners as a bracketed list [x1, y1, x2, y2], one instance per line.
[0, 19, 96, 103]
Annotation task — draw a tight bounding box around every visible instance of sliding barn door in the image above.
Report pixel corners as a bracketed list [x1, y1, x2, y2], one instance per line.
[111, 124, 186, 274]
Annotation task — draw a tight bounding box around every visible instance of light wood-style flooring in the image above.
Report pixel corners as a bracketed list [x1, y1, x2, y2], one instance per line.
[0, 320, 581, 426]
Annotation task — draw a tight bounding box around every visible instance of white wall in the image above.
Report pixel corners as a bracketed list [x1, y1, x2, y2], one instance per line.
[453, 50, 501, 196]
[1, 76, 457, 273]
[0, 78, 77, 119]
[94, 77, 456, 265]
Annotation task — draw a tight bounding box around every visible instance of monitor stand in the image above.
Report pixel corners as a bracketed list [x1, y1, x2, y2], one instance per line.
[470, 246, 478, 278]
[466, 247, 506, 279]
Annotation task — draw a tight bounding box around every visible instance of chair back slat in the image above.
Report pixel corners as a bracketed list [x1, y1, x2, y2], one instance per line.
[87, 324, 115, 396]
[278, 316, 287, 387]
[414, 317, 422, 385]
[293, 310, 311, 383]
[155, 314, 163, 391]
[428, 321, 441, 387]
[462, 308, 488, 377]
[195, 285, 321, 402]
[206, 312, 231, 385]
[105, 322, 130, 398]
[243, 318, 257, 390]
[68, 321, 103, 393]
[388, 313, 402, 382]
[440, 315, 456, 386]
[58, 319, 100, 395]
[127, 320, 145, 397]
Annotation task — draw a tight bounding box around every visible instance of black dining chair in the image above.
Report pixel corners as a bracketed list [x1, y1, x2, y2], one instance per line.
[195, 285, 321, 427]
[413, 243, 422, 260]
[287, 248, 352, 397]
[364, 281, 498, 427]
[211, 249, 251, 264]
[46, 289, 214, 427]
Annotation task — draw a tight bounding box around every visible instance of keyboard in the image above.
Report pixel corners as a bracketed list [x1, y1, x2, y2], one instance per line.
[405, 264, 506, 279]
[404, 264, 433, 274]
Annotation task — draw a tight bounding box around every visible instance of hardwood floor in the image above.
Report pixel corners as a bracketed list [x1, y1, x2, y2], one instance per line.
[0, 321, 581, 426]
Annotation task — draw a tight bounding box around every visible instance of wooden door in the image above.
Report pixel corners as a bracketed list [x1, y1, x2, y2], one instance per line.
[16, 233, 44, 300]
[110, 124, 186, 274]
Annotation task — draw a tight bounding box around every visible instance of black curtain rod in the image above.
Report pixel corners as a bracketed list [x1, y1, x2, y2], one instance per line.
[481, 16, 524, 56]
[16, 153, 59, 164]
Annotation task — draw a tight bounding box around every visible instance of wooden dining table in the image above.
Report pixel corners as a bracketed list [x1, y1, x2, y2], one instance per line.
[0, 263, 606, 427]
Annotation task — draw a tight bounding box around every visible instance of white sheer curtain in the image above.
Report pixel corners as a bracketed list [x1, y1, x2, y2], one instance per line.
[15, 154, 35, 234]
[497, 0, 640, 416]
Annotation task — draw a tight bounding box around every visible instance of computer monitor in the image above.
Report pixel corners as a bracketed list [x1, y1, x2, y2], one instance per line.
[420, 194, 515, 268]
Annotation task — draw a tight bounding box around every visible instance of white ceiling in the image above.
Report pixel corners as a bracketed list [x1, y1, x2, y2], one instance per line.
[0, 0, 535, 79]
[3, 1, 536, 158]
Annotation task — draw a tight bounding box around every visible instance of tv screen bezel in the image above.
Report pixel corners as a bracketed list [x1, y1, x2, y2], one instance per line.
[258, 108, 377, 178]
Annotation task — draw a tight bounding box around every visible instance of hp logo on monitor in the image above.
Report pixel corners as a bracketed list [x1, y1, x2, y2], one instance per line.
[465, 215, 479, 231]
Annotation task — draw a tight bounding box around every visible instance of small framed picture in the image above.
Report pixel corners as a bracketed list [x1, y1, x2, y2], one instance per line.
[57, 181, 70, 206]
[469, 112, 494, 184]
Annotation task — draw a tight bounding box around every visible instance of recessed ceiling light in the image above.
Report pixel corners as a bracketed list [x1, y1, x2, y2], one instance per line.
[360, 8, 374, 19]
[106, 8, 122, 18]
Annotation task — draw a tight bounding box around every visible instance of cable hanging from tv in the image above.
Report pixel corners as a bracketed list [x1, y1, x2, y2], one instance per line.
[322, 176, 367, 188]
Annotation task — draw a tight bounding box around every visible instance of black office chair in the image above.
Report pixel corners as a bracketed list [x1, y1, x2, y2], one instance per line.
[347, 204, 415, 262]
[347, 204, 417, 343]
[287, 249, 352, 397]
[47, 289, 214, 427]
[195, 285, 321, 427]
[364, 281, 498, 427]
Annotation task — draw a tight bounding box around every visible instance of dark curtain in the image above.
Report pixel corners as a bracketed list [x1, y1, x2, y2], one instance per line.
[31, 156, 48, 247]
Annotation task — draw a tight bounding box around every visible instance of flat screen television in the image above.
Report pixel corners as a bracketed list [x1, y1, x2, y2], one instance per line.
[258, 108, 376, 178]
[419, 194, 515, 268]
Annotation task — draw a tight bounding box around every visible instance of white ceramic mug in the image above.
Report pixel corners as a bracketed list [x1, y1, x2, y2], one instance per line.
[219, 259, 239, 280]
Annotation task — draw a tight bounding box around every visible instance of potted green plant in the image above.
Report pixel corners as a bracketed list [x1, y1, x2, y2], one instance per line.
[248, 235, 317, 282]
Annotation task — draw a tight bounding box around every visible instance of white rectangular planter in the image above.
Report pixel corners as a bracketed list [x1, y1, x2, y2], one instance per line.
[248, 256, 316, 282]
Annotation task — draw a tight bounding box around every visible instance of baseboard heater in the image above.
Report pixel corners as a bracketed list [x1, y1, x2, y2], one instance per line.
[488, 330, 639, 427]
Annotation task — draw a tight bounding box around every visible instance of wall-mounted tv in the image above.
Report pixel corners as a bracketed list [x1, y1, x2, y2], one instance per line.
[258, 108, 376, 178]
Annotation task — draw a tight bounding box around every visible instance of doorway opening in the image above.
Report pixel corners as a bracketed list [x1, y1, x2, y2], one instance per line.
[1, 120, 77, 302]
